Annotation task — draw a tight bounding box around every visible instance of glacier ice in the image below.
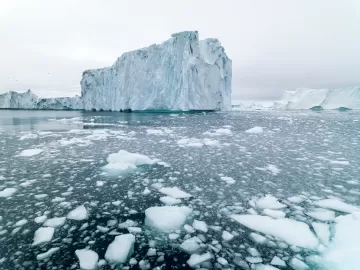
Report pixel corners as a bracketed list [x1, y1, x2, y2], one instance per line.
[0, 90, 82, 110]
[274, 86, 360, 110]
[81, 31, 232, 111]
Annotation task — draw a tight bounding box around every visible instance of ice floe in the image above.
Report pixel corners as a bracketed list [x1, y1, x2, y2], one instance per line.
[105, 234, 135, 264]
[75, 249, 99, 270]
[0, 188, 17, 198]
[32, 227, 55, 245]
[67, 205, 88, 220]
[231, 214, 319, 249]
[145, 206, 192, 231]
[18, 148, 43, 157]
[313, 199, 359, 213]
[159, 187, 192, 198]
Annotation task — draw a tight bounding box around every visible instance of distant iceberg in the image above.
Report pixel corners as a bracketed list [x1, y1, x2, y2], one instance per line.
[0, 90, 82, 110]
[274, 86, 360, 110]
[81, 31, 232, 111]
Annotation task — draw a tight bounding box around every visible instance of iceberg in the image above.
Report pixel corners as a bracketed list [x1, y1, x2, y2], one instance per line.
[81, 31, 232, 111]
[274, 86, 360, 110]
[0, 90, 82, 110]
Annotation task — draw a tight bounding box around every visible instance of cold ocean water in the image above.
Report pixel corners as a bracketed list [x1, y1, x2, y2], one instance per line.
[0, 109, 359, 270]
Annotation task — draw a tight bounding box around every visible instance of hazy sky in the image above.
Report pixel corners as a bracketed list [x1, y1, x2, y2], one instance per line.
[0, 0, 359, 100]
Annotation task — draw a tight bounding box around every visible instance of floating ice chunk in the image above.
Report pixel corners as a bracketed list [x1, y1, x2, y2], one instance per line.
[146, 129, 164, 135]
[179, 237, 203, 254]
[34, 194, 47, 199]
[329, 160, 350, 165]
[215, 128, 232, 135]
[36, 247, 60, 260]
[217, 257, 228, 265]
[248, 247, 261, 257]
[256, 195, 286, 209]
[321, 212, 360, 269]
[75, 249, 99, 270]
[103, 150, 158, 172]
[18, 149, 43, 157]
[271, 256, 286, 267]
[44, 217, 66, 228]
[96, 181, 104, 187]
[118, 219, 137, 229]
[34, 215, 47, 224]
[313, 199, 359, 213]
[249, 232, 267, 244]
[192, 220, 208, 233]
[19, 133, 38, 140]
[145, 206, 192, 231]
[222, 231, 234, 241]
[312, 222, 330, 246]
[0, 188, 17, 198]
[289, 257, 309, 269]
[246, 257, 263, 263]
[187, 252, 213, 267]
[15, 219, 27, 227]
[245, 126, 263, 133]
[220, 176, 235, 184]
[105, 234, 135, 264]
[32, 227, 55, 245]
[67, 205, 88, 220]
[97, 225, 110, 233]
[177, 138, 203, 148]
[142, 187, 151, 195]
[168, 233, 179, 240]
[255, 165, 281, 175]
[127, 227, 142, 234]
[263, 209, 286, 219]
[255, 264, 280, 270]
[288, 196, 306, 204]
[129, 258, 138, 265]
[231, 215, 319, 249]
[159, 187, 192, 199]
[184, 224, 196, 233]
[159, 196, 182, 205]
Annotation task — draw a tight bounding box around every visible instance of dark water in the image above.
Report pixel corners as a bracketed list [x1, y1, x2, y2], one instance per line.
[0, 110, 359, 270]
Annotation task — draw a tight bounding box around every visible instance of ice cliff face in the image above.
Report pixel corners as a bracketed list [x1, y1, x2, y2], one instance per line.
[0, 90, 83, 110]
[81, 31, 232, 111]
[275, 86, 360, 110]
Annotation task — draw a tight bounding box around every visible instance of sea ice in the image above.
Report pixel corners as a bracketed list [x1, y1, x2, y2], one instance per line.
[159, 187, 192, 198]
[159, 196, 182, 205]
[222, 231, 234, 241]
[256, 195, 286, 209]
[103, 150, 158, 172]
[75, 249, 99, 270]
[32, 227, 55, 245]
[145, 206, 192, 231]
[0, 188, 17, 198]
[36, 247, 60, 261]
[187, 252, 213, 267]
[289, 257, 309, 269]
[43, 217, 66, 228]
[263, 209, 286, 218]
[18, 149, 43, 157]
[245, 126, 263, 133]
[179, 237, 203, 254]
[192, 220, 208, 233]
[313, 199, 359, 213]
[231, 215, 319, 249]
[270, 256, 286, 267]
[312, 222, 330, 246]
[105, 234, 135, 264]
[67, 205, 88, 220]
[220, 176, 236, 184]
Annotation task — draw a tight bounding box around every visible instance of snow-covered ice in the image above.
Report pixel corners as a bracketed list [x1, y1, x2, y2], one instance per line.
[36, 247, 60, 261]
[105, 234, 135, 264]
[145, 206, 192, 231]
[179, 237, 203, 254]
[312, 222, 330, 246]
[192, 220, 208, 233]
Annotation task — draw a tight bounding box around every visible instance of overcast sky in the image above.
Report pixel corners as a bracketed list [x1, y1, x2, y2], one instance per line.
[0, 0, 359, 100]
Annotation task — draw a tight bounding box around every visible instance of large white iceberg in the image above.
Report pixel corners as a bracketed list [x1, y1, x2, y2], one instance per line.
[81, 31, 232, 111]
[274, 86, 360, 110]
[0, 90, 82, 110]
